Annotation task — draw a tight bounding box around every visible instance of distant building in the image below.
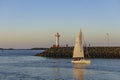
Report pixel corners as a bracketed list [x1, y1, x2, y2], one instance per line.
[54, 32, 60, 48]
[66, 44, 68, 47]
[89, 44, 91, 47]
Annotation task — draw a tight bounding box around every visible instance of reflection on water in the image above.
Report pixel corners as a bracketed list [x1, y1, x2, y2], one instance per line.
[72, 64, 85, 80]
[54, 59, 61, 80]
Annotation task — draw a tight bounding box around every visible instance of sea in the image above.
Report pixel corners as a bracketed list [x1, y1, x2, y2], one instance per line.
[0, 50, 120, 80]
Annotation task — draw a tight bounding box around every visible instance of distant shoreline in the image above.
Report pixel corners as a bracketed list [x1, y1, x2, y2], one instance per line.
[0, 48, 48, 50]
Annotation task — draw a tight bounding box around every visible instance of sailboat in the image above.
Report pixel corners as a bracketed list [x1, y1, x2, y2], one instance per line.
[72, 29, 91, 64]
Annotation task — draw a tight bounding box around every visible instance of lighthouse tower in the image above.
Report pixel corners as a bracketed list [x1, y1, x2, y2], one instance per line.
[55, 32, 60, 48]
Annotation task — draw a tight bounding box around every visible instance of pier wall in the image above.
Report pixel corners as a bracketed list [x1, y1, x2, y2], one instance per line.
[35, 47, 120, 58]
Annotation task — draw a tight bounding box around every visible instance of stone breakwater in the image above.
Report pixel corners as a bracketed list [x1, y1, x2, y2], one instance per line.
[35, 47, 120, 58]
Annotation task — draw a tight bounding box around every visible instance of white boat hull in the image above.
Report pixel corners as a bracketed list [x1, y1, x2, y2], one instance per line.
[72, 59, 91, 64]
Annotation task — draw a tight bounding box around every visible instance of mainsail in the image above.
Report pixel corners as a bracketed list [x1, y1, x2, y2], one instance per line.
[73, 29, 84, 58]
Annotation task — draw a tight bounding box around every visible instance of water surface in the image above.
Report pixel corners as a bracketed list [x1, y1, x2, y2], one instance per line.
[0, 50, 119, 80]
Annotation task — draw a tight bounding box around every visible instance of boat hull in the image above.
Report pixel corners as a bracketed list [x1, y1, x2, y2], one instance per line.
[72, 59, 91, 64]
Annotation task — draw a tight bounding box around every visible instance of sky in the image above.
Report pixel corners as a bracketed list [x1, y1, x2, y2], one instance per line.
[0, 0, 120, 49]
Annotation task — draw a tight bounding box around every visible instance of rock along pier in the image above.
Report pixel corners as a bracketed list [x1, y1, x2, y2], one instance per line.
[35, 47, 120, 58]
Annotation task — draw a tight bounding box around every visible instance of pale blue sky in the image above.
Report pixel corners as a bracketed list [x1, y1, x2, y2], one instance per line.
[0, 0, 120, 48]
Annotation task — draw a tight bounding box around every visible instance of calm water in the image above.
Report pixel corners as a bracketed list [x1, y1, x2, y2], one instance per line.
[0, 50, 120, 80]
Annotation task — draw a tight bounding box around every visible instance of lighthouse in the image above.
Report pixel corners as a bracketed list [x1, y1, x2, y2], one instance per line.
[55, 32, 60, 48]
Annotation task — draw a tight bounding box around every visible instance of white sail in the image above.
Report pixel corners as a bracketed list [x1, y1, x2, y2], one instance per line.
[73, 29, 84, 58]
